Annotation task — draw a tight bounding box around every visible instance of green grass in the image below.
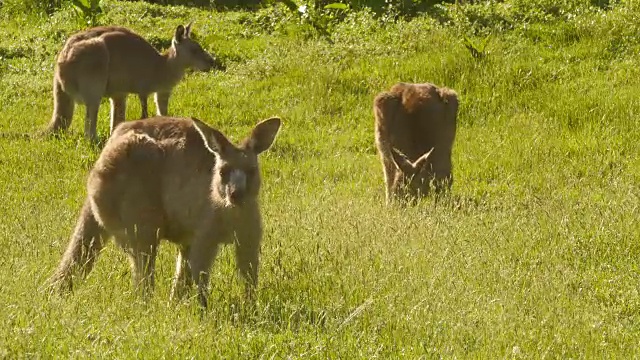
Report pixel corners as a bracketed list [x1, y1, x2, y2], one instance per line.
[1, 1, 640, 357]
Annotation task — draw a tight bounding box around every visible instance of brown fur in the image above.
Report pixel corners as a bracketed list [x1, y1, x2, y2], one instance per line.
[46, 24, 222, 142]
[50, 116, 282, 309]
[374, 82, 458, 203]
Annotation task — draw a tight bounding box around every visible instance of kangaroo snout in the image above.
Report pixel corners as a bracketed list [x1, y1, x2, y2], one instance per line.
[226, 168, 247, 205]
[192, 53, 224, 72]
[207, 55, 225, 72]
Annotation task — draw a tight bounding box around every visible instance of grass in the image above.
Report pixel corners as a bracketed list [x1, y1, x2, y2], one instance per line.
[1, 0, 640, 357]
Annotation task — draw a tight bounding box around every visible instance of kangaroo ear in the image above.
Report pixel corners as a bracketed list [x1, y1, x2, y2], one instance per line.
[242, 117, 282, 154]
[185, 22, 193, 38]
[391, 148, 415, 174]
[412, 147, 434, 169]
[192, 118, 232, 155]
[174, 25, 186, 44]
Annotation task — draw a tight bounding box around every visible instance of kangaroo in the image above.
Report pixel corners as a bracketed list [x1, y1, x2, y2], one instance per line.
[374, 82, 458, 204]
[49, 116, 282, 310]
[47, 23, 222, 142]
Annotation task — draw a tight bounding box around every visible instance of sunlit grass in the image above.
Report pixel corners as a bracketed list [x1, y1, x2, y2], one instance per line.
[0, 1, 639, 357]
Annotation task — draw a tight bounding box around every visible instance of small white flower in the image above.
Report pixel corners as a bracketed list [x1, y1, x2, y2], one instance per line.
[512, 346, 521, 356]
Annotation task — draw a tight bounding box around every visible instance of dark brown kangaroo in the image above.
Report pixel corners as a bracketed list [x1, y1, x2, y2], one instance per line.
[374, 82, 458, 204]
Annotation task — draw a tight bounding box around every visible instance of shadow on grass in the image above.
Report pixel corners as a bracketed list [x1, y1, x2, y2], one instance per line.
[400, 191, 492, 215]
[206, 295, 329, 330]
[125, 0, 263, 11]
[0, 132, 33, 140]
[0, 46, 34, 60]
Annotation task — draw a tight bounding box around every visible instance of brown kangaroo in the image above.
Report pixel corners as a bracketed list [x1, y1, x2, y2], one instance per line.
[47, 24, 222, 142]
[374, 82, 458, 204]
[49, 116, 282, 310]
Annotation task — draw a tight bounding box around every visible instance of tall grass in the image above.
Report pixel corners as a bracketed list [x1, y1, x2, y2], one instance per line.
[0, 0, 639, 357]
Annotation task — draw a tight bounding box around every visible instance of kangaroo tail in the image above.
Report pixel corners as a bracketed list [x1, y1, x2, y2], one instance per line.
[49, 198, 107, 293]
[46, 77, 75, 134]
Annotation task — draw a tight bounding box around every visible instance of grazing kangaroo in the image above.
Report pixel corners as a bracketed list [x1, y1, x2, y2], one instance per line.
[374, 82, 458, 203]
[49, 116, 282, 310]
[47, 23, 221, 142]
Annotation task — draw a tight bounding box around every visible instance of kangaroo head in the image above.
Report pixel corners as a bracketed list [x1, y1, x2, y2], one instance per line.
[193, 117, 281, 207]
[390, 148, 435, 202]
[171, 23, 223, 72]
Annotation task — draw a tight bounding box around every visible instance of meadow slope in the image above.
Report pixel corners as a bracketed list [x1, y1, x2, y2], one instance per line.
[1, 1, 640, 357]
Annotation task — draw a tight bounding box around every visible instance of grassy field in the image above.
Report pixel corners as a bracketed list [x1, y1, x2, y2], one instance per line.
[1, 0, 640, 357]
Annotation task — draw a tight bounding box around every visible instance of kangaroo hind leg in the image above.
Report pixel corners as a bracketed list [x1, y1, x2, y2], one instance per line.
[138, 94, 149, 119]
[109, 95, 127, 135]
[116, 226, 161, 300]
